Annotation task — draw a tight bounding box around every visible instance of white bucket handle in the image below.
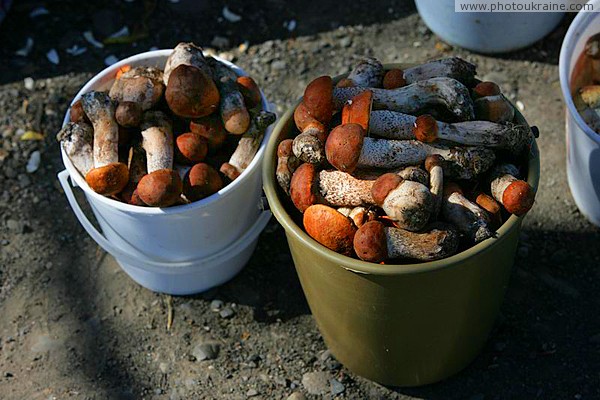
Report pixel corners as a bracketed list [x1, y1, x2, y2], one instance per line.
[58, 169, 272, 269]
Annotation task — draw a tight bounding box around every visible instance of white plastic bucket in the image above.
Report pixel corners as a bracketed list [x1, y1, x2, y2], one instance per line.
[560, 3, 600, 226]
[415, 0, 564, 53]
[58, 50, 272, 294]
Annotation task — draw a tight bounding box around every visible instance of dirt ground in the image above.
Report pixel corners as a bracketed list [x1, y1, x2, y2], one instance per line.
[0, 1, 599, 399]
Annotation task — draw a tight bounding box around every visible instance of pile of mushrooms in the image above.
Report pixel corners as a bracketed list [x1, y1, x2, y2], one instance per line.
[277, 56, 536, 264]
[572, 33, 600, 133]
[58, 42, 275, 207]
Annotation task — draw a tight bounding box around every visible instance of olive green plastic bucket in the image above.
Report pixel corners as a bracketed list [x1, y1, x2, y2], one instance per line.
[263, 66, 540, 387]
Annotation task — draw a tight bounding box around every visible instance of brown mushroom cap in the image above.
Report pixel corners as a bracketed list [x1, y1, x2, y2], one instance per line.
[413, 114, 438, 143]
[303, 204, 357, 257]
[290, 163, 320, 213]
[136, 169, 183, 207]
[475, 192, 501, 216]
[120, 185, 147, 206]
[325, 123, 365, 173]
[69, 99, 89, 124]
[383, 69, 407, 89]
[336, 78, 355, 88]
[502, 180, 534, 216]
[189, 115, 227, 152]
[474, 96, 514, 122]
[183, 163, 223, 202]
[473, 81, 501, 97]
[303, 76, 333, 125]
[85, 162, 129, 196]
[115, 101, 143, 128]
[175, 132, 209, 165]
[371, 173, 403, 206]
[222, 104, 251, 135]
[341, 90, 373, 131]
[353, 221, 388, 263]
[236, 76, 262, 108]
[424, 154, 444, 172]
[165, 64, 220, 118]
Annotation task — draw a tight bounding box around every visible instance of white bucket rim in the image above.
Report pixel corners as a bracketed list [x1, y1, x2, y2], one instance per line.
[60, 49, 273, 215]
[559, 2, 600, 144]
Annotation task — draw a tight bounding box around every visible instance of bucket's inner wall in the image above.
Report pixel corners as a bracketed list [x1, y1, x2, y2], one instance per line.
[270, 67, 536, 267]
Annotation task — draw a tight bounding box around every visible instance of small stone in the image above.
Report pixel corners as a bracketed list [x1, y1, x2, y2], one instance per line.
[302, 372, 329, 396]
[287, 392, 307, 400]
[319, 349, 332, 361]
[26, 150, 41, 173]
[154, 388, 164, 395]
[4, 372, 13, 378]
[219, 307, 235, 319]
[18, 174, 32, 188]
[210, 299, 224, 312]
[104, 55, 119, 66]
[46, 49, 60, 65]
[246, 388, 258, 397]
[24, 77, 35, 90]
[339, 37, 352, 48]
[271, 60, 287, 70]
[159, 362, 170, 374]
[516, 100, 525, 111]
[5, 167, 17, 179]
[192, 342, 220, 361]
[330, 379, 345, 395]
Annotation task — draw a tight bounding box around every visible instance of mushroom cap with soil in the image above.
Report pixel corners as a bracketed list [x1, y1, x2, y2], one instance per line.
[183, 163, 223, 202]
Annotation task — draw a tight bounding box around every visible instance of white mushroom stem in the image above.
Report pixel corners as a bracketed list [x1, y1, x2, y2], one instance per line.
[385, 225, 458, 261]
[403, 57, 477, 85]
[140, 111, 173, 173]
[333, 77, 474, 121]
[80, 91, 119, 167]
[442, 186, 493, 243]
[292, 124, 327, 165]
[378, 179, 432, 231]
[163, 42, 211, 85]
[109, 66, 164, 110]
[490, 163, 521, 200]
[209, 58, 250, 134]
[347, 57, 384, 87]
[57, 122, 94, 176]
[425, 156, 444, 220]
[318, 170, 376, 207]
[357, 139, 495, 180]
[221, 110, 276, 179]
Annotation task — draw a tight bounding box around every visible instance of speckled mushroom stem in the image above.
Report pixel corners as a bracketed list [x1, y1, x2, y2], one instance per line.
[81, 91, 119, 167]
[489, 163, 535, 216]
[442, 183, 493, 243]
[368, 110, 416, 139]
[326, 124, 495, 179]
[318, 169, 376, 207]
[209, 58, 250, 134]
[346, 57, 384, 88]
[220, 110, 276, 180]
[425, 155, 444, 220]
[353, 221, 459, 263]
[57, 122, 94, 176]
[403, 57, 477, 85]
[276, 139, 301, 195]
[333, 77, 475, 121]
[141, 111, 174, 173]
[413, 114, 529, 154]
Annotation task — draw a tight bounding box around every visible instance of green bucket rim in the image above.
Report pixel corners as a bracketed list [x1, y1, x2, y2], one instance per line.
[263, 65, 541, 276]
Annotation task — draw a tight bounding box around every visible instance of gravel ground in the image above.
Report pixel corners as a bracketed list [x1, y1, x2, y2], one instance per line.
[0, 1, 599, 399]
